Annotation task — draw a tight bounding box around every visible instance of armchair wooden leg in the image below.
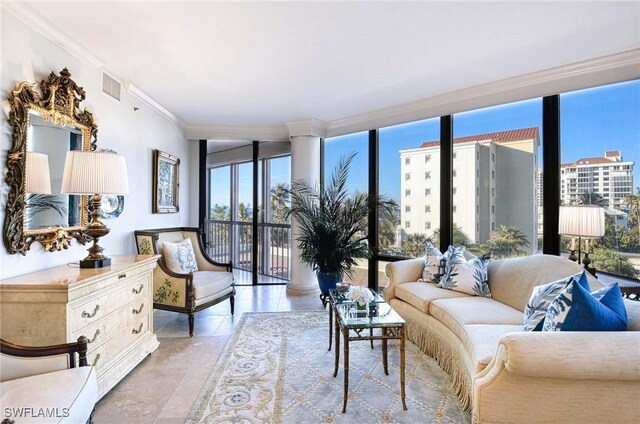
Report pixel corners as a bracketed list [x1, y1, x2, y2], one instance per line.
[188, 313, 195, 337]
[230, 295, 235, 315]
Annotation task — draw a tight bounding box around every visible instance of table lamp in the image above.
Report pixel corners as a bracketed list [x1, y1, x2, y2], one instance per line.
[558, 205, 605, 275]
[61, 150, 129, 268]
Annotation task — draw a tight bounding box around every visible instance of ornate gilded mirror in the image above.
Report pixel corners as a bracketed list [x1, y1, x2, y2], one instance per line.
[4, 68, 98, 254]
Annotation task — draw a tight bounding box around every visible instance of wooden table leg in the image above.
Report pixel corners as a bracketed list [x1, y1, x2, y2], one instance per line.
[333, 310, 340, 377]
[342, 329, 349, 413]
[400, 325, 407, 410]
[382, 327, 389, 375]
[328, 304, 333, 351]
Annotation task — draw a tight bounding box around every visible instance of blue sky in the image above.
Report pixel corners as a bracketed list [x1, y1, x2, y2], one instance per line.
[212, 80, 639, 209]
[326, 79, 640, 202]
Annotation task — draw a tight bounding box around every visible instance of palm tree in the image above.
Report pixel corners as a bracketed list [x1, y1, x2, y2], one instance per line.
[378, 208, 399, 252]
[488, 225, 530, 258]
[401, 233, 428, 257]
[286, 152, 397, 283]
[430, 224, 469, 247]
[576, 191, 609, 207]
[270, 182, 290, 224]
[623, 188, 640, 228]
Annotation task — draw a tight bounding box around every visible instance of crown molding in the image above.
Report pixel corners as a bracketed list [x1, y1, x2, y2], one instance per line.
[286, 118, 328, 138]
[325, 49, 640, 138]
[126, 83, 185, 129]
[186, 125, 289, 142]
[2, 2, 104, 69]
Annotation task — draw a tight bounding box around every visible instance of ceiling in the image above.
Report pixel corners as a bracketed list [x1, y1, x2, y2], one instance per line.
[16, 1, 640, 128]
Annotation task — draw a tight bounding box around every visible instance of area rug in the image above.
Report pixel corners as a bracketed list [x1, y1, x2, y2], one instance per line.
[187, 311, 470, 423]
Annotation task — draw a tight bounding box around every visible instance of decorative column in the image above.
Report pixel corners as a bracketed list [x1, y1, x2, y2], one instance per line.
[287, 134, 322, 296]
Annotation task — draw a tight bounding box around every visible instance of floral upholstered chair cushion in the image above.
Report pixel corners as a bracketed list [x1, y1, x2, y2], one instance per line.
[162, 238, 199, 274]
[436, 245, 492, 297]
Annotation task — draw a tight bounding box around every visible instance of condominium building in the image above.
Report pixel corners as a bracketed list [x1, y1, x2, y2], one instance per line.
[400, 128, 539, 254]
[560, 150, 635, 208]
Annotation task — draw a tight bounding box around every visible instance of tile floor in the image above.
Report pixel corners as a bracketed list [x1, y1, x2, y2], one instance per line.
[94, 276, 325, 423]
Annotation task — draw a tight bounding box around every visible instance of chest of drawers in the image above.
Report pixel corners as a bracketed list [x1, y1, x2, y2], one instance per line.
[0, 255, 160, 399]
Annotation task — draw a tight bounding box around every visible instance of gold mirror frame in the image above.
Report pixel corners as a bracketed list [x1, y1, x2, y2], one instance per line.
[4, 68, 98, 254]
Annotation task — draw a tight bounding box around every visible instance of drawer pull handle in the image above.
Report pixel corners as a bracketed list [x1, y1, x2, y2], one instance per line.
[118, 273, 127, 279]
[92, 353, 101, 367]
[88, 329, 100, 344]
[132, 284, 144, 294]
[81, 305, 100, 319]
[132, 304, 144, 315]
[132, 323, 144, 334]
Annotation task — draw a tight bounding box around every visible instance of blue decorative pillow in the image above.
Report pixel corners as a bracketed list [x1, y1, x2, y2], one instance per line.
[542, 282, 627, 332]
[523, 271, 589, 331]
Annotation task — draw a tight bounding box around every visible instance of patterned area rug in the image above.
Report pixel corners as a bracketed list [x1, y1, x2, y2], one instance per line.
[187, 312, 470, 423]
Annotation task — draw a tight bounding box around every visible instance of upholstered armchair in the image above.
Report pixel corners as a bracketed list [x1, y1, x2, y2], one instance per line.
[134, 227, 235, 336]
[0, 336, 97, 424]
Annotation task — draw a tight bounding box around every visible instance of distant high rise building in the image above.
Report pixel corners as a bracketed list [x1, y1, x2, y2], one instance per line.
[399, 128, 539, 254]
[560, 150, 635, 208]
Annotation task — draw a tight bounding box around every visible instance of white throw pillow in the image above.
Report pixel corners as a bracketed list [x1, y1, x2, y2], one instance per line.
[437, 246, 492, 297]
[162, 238, 199, 274]
[422, 241, 443, 282]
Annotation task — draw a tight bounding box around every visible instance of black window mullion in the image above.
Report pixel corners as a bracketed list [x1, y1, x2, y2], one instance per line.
[198, 139, 207, 246]
[368, 129, 379, 291]
[542, 95, 561, 255]
[440, 115, 453, 251]
[252, 140, 259, 284]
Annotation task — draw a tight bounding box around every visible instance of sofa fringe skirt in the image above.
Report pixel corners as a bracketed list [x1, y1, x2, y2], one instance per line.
[406, 321, 473, 412]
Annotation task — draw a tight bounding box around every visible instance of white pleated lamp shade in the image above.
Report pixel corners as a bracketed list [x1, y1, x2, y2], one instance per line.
[61, 151, 129, 195]
[558, 205, 605, 238]
[25, 152, 52, 194]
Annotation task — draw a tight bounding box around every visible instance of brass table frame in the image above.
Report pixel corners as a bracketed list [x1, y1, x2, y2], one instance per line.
[330, 301, 408, 413]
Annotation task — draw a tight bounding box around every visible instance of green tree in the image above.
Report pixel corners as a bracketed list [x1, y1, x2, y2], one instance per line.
[589, 247, 640, 279]
[488, 225, 530, 258]
[402, 233, 428, 257]
[238, 202, 251, 222]
[210, 203, 230, 220]
[378, 209, 399, 252]
[576, 191, 608, 207]
[270, 182, 290, 224]
[623, 188, 640, 228]
[430, 224, 469, 247]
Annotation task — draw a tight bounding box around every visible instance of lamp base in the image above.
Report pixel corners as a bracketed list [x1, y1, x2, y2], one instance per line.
[80, 257, 111, 269]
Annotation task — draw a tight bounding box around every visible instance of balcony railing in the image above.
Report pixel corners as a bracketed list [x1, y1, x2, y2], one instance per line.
[203, 219, 291, 280]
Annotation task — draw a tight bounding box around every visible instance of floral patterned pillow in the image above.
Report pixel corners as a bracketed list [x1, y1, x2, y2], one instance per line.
[162, 238, 199, 274]
[436, 246, 492, 297]
[422, 241, 444, 282]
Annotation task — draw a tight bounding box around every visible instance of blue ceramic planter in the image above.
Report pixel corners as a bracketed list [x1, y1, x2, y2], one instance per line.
[317, 272, 340, 294]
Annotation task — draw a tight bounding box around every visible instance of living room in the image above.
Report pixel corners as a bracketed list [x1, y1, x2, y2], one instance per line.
[1, 1, 639, 423]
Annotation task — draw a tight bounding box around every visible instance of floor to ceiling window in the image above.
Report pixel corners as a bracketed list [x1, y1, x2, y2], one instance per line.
[452, 98, 543, 259]
[378, 118, 440, 262]
[206, 142, 291, 284]
[323, 131, 369, 286]
[560, 80, 640, 279]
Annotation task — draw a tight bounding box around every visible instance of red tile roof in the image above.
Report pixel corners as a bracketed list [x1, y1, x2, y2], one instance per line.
[605, 150, 621, 157]
[419, 127, 539, 148]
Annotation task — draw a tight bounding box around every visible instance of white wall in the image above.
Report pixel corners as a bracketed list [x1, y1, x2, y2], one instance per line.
[0, 11, 191, 278]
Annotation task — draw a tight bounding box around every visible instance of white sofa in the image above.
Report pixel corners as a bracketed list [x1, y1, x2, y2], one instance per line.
[0, 336, 97, 424]
[385, 254, 640, 424]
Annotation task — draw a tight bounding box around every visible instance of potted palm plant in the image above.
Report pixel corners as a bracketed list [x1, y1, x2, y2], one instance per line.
[287, 153, 397, 293]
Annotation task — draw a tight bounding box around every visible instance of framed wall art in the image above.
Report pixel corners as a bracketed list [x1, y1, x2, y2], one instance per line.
[152, 149, 180, 213]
